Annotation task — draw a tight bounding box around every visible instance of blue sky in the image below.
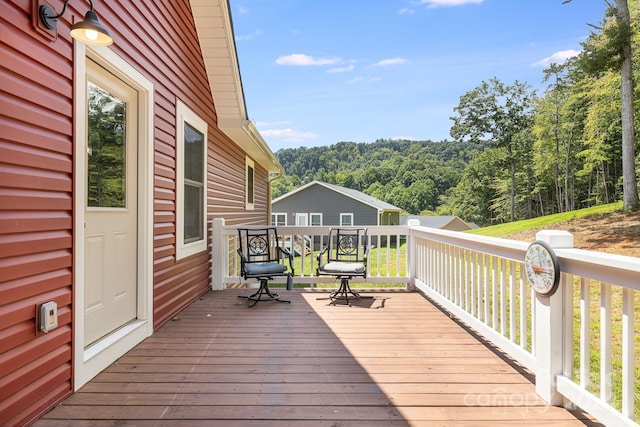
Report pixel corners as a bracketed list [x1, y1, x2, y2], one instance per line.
[229, 0, 607, 152]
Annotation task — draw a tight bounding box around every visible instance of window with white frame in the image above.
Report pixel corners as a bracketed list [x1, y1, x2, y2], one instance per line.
[271, 213, 286, 226]
[310, 213, 322, 226]
[245, 157, 254, 210]
[340, 213, 353, 226]
[176, 100, 207, 259]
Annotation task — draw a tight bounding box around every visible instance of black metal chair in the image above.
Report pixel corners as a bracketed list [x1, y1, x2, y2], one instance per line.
[316, 227, 372, 305]
[237, 227, 294, 307]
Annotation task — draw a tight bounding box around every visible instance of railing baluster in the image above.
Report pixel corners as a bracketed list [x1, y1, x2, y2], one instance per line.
[600, 281, 612, 402]
[580, 277, 590, 390]
[621, 287, 635, 418]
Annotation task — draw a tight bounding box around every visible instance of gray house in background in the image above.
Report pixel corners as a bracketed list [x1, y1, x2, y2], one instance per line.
[400, 215, 475, 231]
[271, 181, 402, 226]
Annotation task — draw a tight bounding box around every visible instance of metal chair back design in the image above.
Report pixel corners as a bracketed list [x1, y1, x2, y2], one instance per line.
[237, 227, 294, 307]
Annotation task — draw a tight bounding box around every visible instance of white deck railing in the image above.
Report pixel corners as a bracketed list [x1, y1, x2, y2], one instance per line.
[211, 218, 640, 427]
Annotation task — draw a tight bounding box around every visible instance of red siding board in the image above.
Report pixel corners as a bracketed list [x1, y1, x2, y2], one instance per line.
[0, 327, 71, 380]
[0, 270, 71, 306]
[0, 141, 72, 173]
[0, 188, 72, 211]
[0, 212, 72, 234]
[0, 364, 72, 427]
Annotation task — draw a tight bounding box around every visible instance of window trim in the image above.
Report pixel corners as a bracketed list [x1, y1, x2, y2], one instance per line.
[271, 213, 287, 226]
[245, 157, 254, 211]
[340, 213, 354, 226]
[176, 100, 207, 260]
[310, 213, 323, 226]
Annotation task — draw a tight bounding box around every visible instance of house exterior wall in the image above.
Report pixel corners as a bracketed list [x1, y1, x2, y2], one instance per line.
[0, 1, 269, 425]
[272, 184, 378, 226]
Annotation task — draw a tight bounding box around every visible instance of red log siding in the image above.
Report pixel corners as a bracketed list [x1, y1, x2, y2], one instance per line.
[1, 0, 270, 424]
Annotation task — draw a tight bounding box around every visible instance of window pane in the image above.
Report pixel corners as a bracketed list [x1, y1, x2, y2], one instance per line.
[184, 183, 203, 242]
[311, 214, 321, 226]
[87, 82, 126, 208]
[247, 165, 254, 204]
[184, 122, 204, 183]
[340, 214, 353, 226]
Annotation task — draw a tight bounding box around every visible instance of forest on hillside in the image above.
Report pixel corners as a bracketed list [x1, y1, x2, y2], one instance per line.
[273, 1, 640, 227]
[273, 139, 489, 215]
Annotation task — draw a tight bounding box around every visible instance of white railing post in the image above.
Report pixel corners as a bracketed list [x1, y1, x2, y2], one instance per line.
[211, 218, 225, 291]
[534, 230, 574, 406]
[407, 220, 420, 290]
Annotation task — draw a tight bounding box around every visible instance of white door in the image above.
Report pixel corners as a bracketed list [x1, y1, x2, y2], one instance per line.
[84, 59, 138, 346]
[296, 213, 308, 226]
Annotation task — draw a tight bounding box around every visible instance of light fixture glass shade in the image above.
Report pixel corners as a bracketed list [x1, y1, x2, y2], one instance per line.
[70, 10, 112, 46]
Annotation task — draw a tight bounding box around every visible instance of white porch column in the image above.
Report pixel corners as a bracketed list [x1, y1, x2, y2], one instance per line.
[211, 218, 225, 290]
[534, 230, 574, 405]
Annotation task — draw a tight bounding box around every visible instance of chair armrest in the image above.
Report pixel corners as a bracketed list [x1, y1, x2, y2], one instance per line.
[277, 246, 295, 277]
[316, 246, 328, 263]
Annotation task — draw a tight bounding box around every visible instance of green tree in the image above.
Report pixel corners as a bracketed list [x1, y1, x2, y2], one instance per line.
[450, 78, 537, 221]
[569, 0, 639, 210]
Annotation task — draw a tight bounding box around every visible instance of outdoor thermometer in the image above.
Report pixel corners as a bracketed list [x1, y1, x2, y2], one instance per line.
[524, 240, 560, 296]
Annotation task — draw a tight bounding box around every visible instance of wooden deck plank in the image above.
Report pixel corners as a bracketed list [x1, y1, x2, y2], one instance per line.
[34, 289, 602, 426]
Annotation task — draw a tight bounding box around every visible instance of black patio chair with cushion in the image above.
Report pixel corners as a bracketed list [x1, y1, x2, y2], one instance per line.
[316, 227, 373, 306]
[237, 227, 294, 307]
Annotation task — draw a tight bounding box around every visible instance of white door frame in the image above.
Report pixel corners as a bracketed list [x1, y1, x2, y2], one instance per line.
[296, 213, 308, 226]
[73, 44, 154, 390]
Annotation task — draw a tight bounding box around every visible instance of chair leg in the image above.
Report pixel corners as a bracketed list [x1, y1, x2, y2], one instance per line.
[330, 278, 373, 306]
[238, 279, 291, 307]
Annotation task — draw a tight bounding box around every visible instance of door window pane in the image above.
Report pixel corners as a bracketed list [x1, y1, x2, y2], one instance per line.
[87, 82, 126, 208]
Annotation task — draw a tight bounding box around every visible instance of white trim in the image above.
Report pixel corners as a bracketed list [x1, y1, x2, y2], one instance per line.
[271, 212, 287, 226]
[175, 100, 208, 260]
[245, 156, 255, 211]
[340, 213, 354, 226]
[74, 43, 154, 390]
[310, 212, 323, 226]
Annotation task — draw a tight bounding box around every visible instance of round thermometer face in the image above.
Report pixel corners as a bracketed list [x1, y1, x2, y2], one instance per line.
[524, 241, 560, 296]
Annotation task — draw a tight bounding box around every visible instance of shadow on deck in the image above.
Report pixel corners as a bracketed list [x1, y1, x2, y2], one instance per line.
[34, 289, 602, 426]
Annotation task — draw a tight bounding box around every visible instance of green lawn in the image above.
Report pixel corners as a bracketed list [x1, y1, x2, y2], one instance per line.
[466, 202, 623, 237]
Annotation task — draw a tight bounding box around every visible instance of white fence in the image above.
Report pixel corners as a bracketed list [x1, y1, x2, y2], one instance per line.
[211, 218, 640, 427]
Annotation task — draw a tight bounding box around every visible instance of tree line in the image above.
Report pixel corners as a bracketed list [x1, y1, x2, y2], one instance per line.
[274, 0, 640, 227]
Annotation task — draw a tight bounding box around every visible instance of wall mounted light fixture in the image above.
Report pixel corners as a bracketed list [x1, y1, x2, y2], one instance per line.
[39, 0, 112, 46]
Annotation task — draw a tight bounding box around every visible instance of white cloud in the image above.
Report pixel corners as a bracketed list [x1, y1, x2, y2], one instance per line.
[532, 49, 580, 67]
[327, 64, 355, 73]
[419, 0, 484, 7]
[275, 54, 341, 66]
[399, 8, 415, 15]
[374, 58, 407, 66]
[260, 128, 320, 143]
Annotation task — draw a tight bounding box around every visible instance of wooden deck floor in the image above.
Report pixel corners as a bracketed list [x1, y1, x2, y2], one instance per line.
[34, 288, 602, 426]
